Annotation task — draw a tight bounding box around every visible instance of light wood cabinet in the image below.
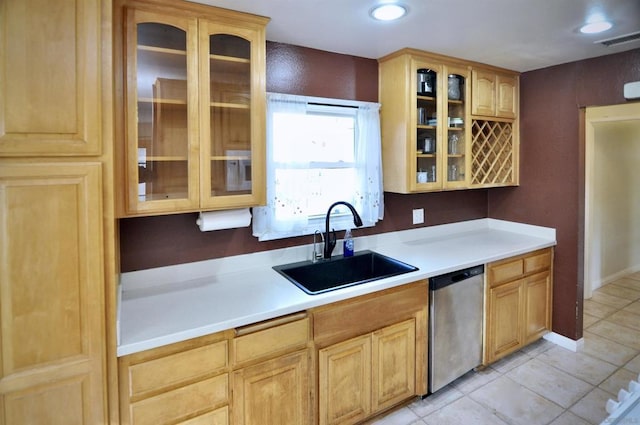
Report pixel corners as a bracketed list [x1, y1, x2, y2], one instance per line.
[232, 313, 311, 425]
[471, 69, 518, 119]
[312, 282, 427, 424]
[468, 67, 519, 187]
[484, 248, 553, 364]
[378, 50, 471, 193]
[118, 331, 232, 425]
[0, 0, 102, 156]
[318, 320, 416, 425]
[378, 48, 519, 194]
[233, 350, 309, 425]
[114, 0, 268, 216]
[0, 162, 106, 425]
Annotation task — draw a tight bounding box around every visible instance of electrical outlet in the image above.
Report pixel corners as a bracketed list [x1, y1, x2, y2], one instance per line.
[412, 208, 424, 225]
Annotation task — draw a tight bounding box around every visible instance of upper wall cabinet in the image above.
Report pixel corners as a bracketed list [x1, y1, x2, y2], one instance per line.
[379, 49, 519, 194]
[378, 51, 472, 194]
[0, 0, 102, 156]
[471, 68, 518, 119]
[114, 0, 268, 216]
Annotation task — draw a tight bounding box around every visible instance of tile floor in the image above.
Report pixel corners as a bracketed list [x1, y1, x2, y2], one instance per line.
[368, 272, 640, 425]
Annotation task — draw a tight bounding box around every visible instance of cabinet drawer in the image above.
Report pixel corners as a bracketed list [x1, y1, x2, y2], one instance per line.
[178, 406, 228, 425]
[524, 249, 552, 274]
[489, 258, 524, 287]
[128, 340, 228, 398]
[130, 374, 228, 425]
[233, 315, 309, 365]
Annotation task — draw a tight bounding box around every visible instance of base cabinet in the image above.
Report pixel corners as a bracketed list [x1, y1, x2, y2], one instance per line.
[233, 350, 309, 425]
[484, 248, 553, 365]
[318, 319, 416, 425]
[312, 282, 427, 425]
[118, 333, 231, 425]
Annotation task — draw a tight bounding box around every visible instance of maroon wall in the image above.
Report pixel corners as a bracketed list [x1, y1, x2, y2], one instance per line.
[119, 41, 488, 272]
[489, 48, 640, 340]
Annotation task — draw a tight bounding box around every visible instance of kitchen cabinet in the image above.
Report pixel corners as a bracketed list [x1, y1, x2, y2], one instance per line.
[0, 0, 112, 423]
[0, 163, 106, 425]
[484, 248, 553, 364]
[471, 69, 518, 119]
[114, 0, 268, 216]
[311, 281, 427, 425]
[0, 0, 102, 156]
[468, 67, 519, 188]
[118, 331, 232, 425]
[318, 319, 416, 425]
[232, 313, 311, 425]
[378, 50, 471, 193]
[378, 48, 519, 194]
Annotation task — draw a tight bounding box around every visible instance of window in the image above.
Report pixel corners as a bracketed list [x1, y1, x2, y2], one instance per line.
[252, 93, 384, 241]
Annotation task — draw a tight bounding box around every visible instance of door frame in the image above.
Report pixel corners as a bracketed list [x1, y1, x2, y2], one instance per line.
[584, 102, 640, 299]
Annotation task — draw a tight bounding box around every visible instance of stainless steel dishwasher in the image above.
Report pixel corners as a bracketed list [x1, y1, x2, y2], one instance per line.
[428, 264, 484, 393]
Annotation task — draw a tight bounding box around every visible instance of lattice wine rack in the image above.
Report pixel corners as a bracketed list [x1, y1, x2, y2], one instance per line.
[471, 120, 516, 186]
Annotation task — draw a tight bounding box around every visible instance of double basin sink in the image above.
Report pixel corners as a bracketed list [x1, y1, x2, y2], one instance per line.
[273, 250, 418, 295]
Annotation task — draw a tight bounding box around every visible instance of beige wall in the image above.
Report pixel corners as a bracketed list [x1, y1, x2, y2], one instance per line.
[590, 118, 640, 290]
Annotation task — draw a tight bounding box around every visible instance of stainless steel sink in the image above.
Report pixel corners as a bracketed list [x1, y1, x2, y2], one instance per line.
[273, 250, 418, 295]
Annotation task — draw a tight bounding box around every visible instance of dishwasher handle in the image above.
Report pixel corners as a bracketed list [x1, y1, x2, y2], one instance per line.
[429, 265, 484, 291]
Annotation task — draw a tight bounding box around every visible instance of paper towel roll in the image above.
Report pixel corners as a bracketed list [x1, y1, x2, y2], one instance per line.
[196, 208, 252, 232]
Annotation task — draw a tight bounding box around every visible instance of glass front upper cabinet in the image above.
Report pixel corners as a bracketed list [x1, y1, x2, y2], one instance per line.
[415, 61, 442, 189]
[199, 23, 266, 209]
[122, 6, 267, 216]
[126, 10, 199, 214]
[444, 65, 470, 189]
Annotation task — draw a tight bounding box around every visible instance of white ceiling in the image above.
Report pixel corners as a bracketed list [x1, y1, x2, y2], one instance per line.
[196, 0, 640, 72]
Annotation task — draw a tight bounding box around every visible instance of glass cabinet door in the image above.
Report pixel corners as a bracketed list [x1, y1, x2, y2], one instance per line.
[444, 66, 470, 188]
[126, 10, 199, 213]
[414, 61, 442, 190]
[199, 22, 266, 209]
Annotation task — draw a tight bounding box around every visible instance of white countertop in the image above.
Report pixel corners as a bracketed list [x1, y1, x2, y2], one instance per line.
[117, 218, 556, 356]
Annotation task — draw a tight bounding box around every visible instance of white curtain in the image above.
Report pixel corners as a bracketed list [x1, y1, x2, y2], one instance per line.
[253, 93, 384, 241]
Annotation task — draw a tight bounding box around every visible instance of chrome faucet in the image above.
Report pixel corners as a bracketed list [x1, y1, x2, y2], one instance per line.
[324, 201, 363, 259]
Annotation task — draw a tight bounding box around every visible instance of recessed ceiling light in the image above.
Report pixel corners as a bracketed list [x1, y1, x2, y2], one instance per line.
[580, 21, 613, 34]
[370, 4, 407, 21]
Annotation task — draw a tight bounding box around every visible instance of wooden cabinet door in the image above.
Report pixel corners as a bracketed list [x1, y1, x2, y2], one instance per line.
[496, 74, 518, 119]
[0, 162, 105, 424]
[485, 280, 524, 363]
[233, 350, 309, 425]
[0, 0, 101, 156]
[372, 320, 416, 413]
[471, 69, 496, 116]
[319, 336, 371, 425]
[524, 271, 552, 344]
[198, 19, 266, 210]
[121, 7, 200, 215]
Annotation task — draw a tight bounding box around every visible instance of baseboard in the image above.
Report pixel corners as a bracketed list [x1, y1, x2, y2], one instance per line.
[591, 264, 640, 292]
[544, 332, 584, 352]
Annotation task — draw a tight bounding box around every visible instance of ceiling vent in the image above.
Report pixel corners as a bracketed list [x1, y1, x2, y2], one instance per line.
[595, 31, 640, 47]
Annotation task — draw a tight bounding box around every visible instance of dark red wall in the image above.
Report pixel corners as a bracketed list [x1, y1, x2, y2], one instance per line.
[489, 48, 640, 340]
[119, 41, 488, 272]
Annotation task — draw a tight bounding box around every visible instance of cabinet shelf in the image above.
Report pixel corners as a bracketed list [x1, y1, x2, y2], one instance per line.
[139, 156, 188, 162]
[417, 125, 436, 130]
[417, 95, 436, 102]
[138, 44, 187, 56]
[139, 98, 187, 105]
[210, 102, 250, 109]
[417, 153, 436, 158]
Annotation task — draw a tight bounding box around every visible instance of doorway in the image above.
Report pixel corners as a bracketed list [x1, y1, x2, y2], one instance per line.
[584, 103, 640, 299]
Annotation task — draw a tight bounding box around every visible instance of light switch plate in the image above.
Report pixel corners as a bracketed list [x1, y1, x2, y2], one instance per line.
[412, 208, 424, 225]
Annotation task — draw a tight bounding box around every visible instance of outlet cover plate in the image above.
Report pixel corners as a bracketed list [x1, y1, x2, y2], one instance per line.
[412, 208, 424, 225]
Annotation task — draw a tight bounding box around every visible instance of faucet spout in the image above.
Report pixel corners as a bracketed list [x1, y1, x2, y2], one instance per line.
[324, 201, 363, 259]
